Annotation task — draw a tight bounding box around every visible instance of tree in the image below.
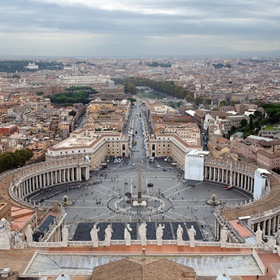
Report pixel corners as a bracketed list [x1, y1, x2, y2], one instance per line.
[168, 101, 176, 109]
[253, 110, 262, 118]
[127, 97, 136, 103]
[113, 77, 190, 99]
[124, 82, 137, 95]
[229, 126, 237, 136]
[240, 119, 248, 127]
[194, 97, 204, 106]
[0, 149, 33, 173]
[219, 100, 227, 107]
[249, 116, 254, 130]
[69, 110, 76, 117]
[0, 152, 17, 172]
[203, 98, 212, 106]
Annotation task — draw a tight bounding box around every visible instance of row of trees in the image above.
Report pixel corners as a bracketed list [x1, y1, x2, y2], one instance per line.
[262, 103, 280, 124]
[47, 87, 98, 106]
[228, 111, 265, 138]
[114, 78, 192, 100]
[228, 103, 280, 139]
[0, 149, 33, 173]
[147, 61, 172, 68]
[65, 86, 96, 92]
[0, 60, 63, 73]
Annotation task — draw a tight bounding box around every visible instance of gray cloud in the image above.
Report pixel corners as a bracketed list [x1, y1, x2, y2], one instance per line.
[0, 0, 279, 56]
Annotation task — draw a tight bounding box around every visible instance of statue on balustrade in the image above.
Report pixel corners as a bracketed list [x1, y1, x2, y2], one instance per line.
[104, 224, 113, 246]
[188, 225, 196, 247]
[90, 224, 100, 247]
[0, 218, 12, 250]
[255, 225, 263, 246]
[124, 223, 132, 246]
[177, 224, 184, 246]
[220, 226, 228, 247]
[25, 224, 33, 245]
[156, 223, 165, 246]
[62, 225, 69, 246]
[14, 233, 24, 249]
[139, 222, 147, 246]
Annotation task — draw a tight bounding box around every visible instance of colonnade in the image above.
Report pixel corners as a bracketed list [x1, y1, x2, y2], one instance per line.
[204, 157, 280, 239]
[253, 214, 280, 236]
[15, 166, 86, 199]
[204, 165, 254, 192]
[11, 158, 90, 203]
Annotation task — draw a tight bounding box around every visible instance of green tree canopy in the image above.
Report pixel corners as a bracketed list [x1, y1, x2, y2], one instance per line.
[113, 77, 190, 99]
[0, 149, 33, 173]
[240, 119, 248, 127]
[69, 110, 77, 117]
[124, 82, 137, 94]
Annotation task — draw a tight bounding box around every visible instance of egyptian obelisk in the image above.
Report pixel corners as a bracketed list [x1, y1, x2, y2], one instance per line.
[138, 161, 142, 204]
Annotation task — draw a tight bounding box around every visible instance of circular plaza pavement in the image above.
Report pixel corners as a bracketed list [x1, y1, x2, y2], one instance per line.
[30, 158, 252, 241]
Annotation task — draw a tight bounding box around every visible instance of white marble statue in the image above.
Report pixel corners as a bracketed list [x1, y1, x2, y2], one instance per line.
[156, 223, 165, 246]
[220, 226, 228, 247]
[177, 224, 184, 246]
[188, 225, 196, 247]
[255, 225, 263, 246]
[25, 224, 33, 244]
[104, 225, 113, 246]
[90, 224, 100, 247]
[139, 222, 147, 246]
[61, 225, 69, 246]
[124, 224, 132, 246]
[2, 218, 11, 236]
[14, 233, 24, 249]
[0, 218, 12, 250]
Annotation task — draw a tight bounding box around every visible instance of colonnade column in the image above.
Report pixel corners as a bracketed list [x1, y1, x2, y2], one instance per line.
[39, 174, 42, 188]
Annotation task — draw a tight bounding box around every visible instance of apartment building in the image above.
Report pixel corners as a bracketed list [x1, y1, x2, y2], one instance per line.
[46, 129, 129, 170]
[84, 99, 130, 131]
[0, 125, 18, 136]
[147, 133, 202, 169]
[229, 136, 280, 169]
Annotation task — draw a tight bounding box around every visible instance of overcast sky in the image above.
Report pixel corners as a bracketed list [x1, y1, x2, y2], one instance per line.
[1, 0, 280, 57]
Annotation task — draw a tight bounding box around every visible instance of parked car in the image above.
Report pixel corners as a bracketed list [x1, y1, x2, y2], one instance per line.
[224, 185, 234, 190]
[147, 183, 153, 187]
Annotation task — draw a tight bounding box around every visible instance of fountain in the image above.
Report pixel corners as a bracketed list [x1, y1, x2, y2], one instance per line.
[60, 195, 72, 206]
[206, 194, 220, 206]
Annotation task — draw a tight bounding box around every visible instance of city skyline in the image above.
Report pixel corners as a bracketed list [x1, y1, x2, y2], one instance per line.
[1, 0, 280, 58]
